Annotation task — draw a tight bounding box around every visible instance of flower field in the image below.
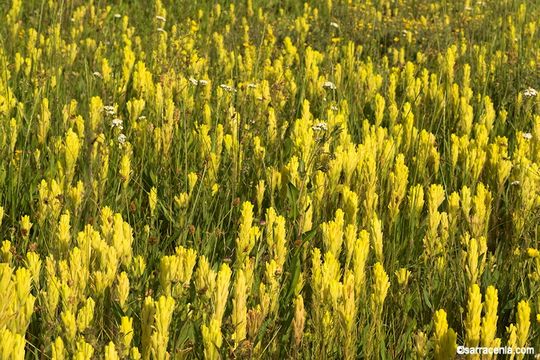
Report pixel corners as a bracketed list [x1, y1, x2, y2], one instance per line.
[1, 0, 540, 358]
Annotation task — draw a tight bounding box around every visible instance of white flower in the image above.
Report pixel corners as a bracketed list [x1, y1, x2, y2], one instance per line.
[312, 122, 328, 131]
[198, 79, 208, 86]
[511, 180, 520, 186]
[111, 118, 123, 129]
[323, 81, 336, 90]
[524, 87, 537, 97]
[139, 115, 147, 120]
[93, 71, 103, 78]
[114, 14, 121, 19]
[118, 134, 127, 144]
[330, 22, 339, 29]
[188, 77, 199, 86]
[103, 105, 116, 116]
[523, 132, 533, 140]
[157, 28, 166, 33]
[247, 83, 258, 89]
[331, 105, 338, 111]
[156, 15, 166, 22]
[220, 84, 237, 92]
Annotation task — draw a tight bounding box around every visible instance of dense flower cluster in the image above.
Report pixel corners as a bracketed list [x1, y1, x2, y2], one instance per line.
[0, 0, 540, 358]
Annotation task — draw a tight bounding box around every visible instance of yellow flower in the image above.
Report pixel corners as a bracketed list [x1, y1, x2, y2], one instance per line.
[395, 268, 411, 287]
[464, 284, 482, 348]
[149, 187, 158, 217]
[370, 262, 389, 317]
[20, 215, 32, 238]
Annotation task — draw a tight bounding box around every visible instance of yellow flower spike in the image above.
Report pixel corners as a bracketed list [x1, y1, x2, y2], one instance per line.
[37, 98, 51, 144]
[0, 327, 25, 359]
[211, 183, 219, 196]
[43, 257, 59, 319]
[100, 207, 114, 240]
[343, 224, 356, 270]
[413, 331, 428, 359]
[141, 297, 155, 359]
[159, 256, 175, 296]
[321, 208, 345, 258]
[374, 93, 385, 126]
[461, 186, 472, 219]
[174, 192, 190, 209]
[101, 57, 112, 84]
[267, 107, 277, 145]
[150, 295, 176, 360]
[0, 206, 4, 227]
[68, 181, 85, 214]
[88, 96, 104, 135]
[465, 236, 479, 285]
[92, 270, 109, 298]
[127, 98, 146, 123]
[481, 286, 500, 352]
[20, 215, 32, 238]
[464, 284, 482, 348]
[130, 347, 142, 360]
[61, 309, 77, 344]
[395, 268, 411, 287]
[57, 212, 71, 252]
[14, 267, 31, 306]
[341, 271, 357, 360]
[370, 214, 384, 262]
[111, 213, 133, 266]
[388, 153, 409, 220]
[76, 297, 95, 332]
[148, 187, 158, 217]
[516, 300, 531, 350]
[105, 342, 120, 360]
[341, 187, 358, 225]
[264, 260, 281, 315]
[256, 180, 265, 215]
[232, 269, 247, 347]
[119, 153, 132, 186]
[213, 263, 232, 325]
[116, 272, 130, 312]
[353, 230, 369, 298]
[64, 128, 80, 184]
[235, 202, 259, 266]
[433, 309, 457, 360]
[292, 294, 305, 347]
[26, 251, 41, 288]
[202, 319, 223, 360]
[370, 262, 390, 318]
[130, 255, 146, 279]
[253, 136, 266, 163]
[51, 336, 65, 360]
[120, 316, 134, 354]
[1, 240, 13, 263]
[194, 256, 216, 299]
[471, 183, 492, 238]
[74, 339, 94, 360]
[506, 324, 517, 358]
[176, 246, 197, 279]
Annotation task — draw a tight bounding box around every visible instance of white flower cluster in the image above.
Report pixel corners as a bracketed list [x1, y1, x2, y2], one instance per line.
[103, 105, 116, 116]
[523, 87, 537, 97]
[312, 122, 328, 131]
[323, 81, 336, 90]
[189, 77, 209, 86]
[220, 84, 237, 92]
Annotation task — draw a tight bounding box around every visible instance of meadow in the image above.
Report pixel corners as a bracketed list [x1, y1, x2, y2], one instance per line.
[1, 0, 540, 358]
